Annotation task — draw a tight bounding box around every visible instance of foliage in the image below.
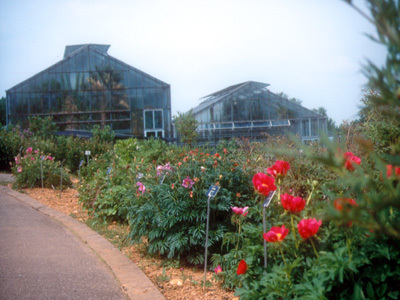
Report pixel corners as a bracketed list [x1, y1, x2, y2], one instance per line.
[357, 89, 400, 153]
[11, 147, 72, 189]
[28, 116, 58, 139]
[0, 125, 32, 171]
[0, 96, 6, 126]
[173, 110, 198, 146]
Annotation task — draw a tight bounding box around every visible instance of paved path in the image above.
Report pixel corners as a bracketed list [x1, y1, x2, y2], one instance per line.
[0, 186, 165, 300]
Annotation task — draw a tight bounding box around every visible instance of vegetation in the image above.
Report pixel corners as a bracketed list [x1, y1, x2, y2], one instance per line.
[173, 109, 198, 146]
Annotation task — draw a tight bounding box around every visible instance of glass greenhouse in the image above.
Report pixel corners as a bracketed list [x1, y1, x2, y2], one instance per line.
[190, 81, 327, 143]
[6, 44, 172, 138]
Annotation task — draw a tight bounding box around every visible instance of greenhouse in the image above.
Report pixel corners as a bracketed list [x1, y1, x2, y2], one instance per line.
[5, 44, 172, 138]
[190, 81, 327, 143]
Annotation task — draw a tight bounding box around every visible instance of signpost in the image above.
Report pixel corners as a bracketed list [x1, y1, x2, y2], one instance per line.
[203, 185, 220, 287]
[85, 150, 91, 166]
[78, 160, 84, 184]
[60, 160, 65, 199]
[40, 156, 45, 188]
[107, 167, 112, 184]
[263, 191, 275, 268]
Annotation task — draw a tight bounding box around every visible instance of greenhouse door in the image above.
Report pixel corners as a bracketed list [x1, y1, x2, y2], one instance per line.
[144, 109, 164, 138]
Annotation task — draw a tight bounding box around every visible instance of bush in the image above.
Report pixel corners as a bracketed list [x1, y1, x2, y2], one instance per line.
[12, 146, 72, 189]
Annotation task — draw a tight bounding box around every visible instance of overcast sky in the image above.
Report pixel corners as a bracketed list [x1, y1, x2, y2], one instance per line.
[0, 0, 386, 124]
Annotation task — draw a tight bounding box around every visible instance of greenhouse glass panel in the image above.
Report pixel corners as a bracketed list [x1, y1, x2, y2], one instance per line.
[145, 111, 153, 129]
[154, 110, 163, 129]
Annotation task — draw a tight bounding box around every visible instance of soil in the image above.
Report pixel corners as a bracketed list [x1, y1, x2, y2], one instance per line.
[17, 184, 237, 300]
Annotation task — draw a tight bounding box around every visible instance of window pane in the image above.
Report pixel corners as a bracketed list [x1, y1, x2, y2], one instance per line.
[154, 110, 163, 128]
[145, 111, 153, 129]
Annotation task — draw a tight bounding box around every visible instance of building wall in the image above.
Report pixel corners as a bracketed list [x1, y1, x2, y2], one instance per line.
[6, 45, 172, 138]
[191, 82, 327, 144]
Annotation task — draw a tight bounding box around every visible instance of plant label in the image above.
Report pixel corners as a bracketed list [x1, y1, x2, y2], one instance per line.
[159, 174, 166, 184]
[207, 185, 220, 198]
[263, 191, 276, 208]
[136, 173, 144, 180]
[85, 150, 91, 156]
[107, 167, 112, 175]
[79, 160, 84, 167]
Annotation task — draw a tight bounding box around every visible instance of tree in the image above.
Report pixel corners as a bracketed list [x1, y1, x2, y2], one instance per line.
[0, 97, 6, 126]
[173, 110, 198, 147]
[88, 64, 128, 127]
[312, 106, 337, 134]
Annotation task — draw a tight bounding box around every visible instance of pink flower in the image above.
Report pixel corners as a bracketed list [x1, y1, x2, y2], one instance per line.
[34, 150, 38, 154]
[297, 218, 322, 239]
[136, 182, 146, 195]
[17, 166, 22, 173]
[267, 160, 290, 178]
[182, 176, 195, 189]
[214, 265, 222, 274]
[31, 157, 35, 161]
[263, 225, 289, 243]
[343, 152, 361, 171]
[14, 157, 20, 165]
[281, 193, 305, 214]
[47, 156, 54, 161]
[231, 206, 249, 217]
[26, 147, 33, 154]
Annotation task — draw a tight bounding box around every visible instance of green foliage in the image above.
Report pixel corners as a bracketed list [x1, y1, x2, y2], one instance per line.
[0, 125, 32, 171]
[173, 109, 198, 147]
[12, 147, 72, 188]
[0, 97, 6, 126]
[28, 116, 58, 139]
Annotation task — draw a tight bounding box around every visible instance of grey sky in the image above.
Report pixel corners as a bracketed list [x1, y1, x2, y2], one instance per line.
[0, 0, 386, 124]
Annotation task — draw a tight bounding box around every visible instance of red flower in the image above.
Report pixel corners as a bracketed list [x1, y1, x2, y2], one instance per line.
[281, 193, 305, 213]
[252, 172, 277, 196]
[214, 153, 221, 158]
[267, 160, 290, 178]
[236, 259, 247, 275]
[297, 218, 322, 239]
[333, 197, 357, 212]
[386, 164, 400, 178]
[263, 225, 289, 243]
[343, 152, 361, 171]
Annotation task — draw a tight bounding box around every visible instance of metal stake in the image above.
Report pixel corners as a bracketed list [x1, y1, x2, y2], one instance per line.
[262, 191, 276, 269]
[203, 195, 211, 287]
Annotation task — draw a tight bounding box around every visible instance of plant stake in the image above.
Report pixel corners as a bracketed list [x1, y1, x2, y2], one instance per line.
[203, 185, 220, 287]
[263, 191, 275, 268]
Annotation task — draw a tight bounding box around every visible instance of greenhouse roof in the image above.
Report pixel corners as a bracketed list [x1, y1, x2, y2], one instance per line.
[64, 44, 110, 58]
[191, 81, 323, 119]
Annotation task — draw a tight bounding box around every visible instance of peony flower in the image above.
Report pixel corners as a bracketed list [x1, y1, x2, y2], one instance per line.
[333, 197, 357, 212]
[31, 157, 35, 161]
[343, 152, 361, 171]
[263, 225, 289, 243]
[297, 218, 322, 239]
[252, 172, 277, 196]
[281, 193, 305, 213]
[236, 259, 247, 275]
[14, 156, 20, 165]
[136, 181, 146, 195]
[182, 176, 195, 189]
[26, 147, 33, 154]
[231, 206, 249, 217]
[214, 265, 222, 274]
[386, 164, 400, 178]
[17, 166, 22, 173]
[267, 160, 290, 178]
[47, 156, 54, 161]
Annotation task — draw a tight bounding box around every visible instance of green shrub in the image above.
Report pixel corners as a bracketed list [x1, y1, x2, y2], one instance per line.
[12, 146, 72, 189]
